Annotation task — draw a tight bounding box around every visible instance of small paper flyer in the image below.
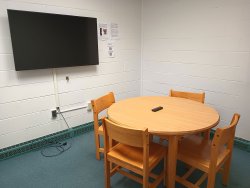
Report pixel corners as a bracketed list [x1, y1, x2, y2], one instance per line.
[107, 41, 115, 58]
[98, 23, 109, 41]
[110, 23, 119, 40]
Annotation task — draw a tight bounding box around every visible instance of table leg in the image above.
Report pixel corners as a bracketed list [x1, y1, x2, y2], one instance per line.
[167, 135, 178, 188]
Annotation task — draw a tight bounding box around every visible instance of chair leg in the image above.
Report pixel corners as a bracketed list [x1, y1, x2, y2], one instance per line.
[159, 138, 164, 144]
[149, 134, 153, 142]
[109, 139, 115, 170]
[163, 153, 167, 186]
[104, 158, 111, 188]
[222, 156, 232, 186]
[203, 129, 211, 140]
[207, 169, 216, 188]
[94, 133, 101, 160]
[143, 169, 149, 188]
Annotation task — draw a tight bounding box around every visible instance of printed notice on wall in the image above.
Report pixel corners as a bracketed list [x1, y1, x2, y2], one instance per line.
[107, 41, 115, 58]
[110, 23, 119, 40]
[98, 22, 119, 41]
[98, 23, 109, 41]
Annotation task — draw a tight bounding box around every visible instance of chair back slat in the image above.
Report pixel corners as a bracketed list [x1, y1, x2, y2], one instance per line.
[170, 89, 205, 103]
[91, 92, 115, 114]
[103, 118, 148, 148]
[212, 114, 240, 149]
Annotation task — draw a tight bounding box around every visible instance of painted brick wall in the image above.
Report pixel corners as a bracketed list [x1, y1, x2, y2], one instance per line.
[142, 0, 250, 140]
[0, 0, 141, 148]
[1, 0, 249, 149]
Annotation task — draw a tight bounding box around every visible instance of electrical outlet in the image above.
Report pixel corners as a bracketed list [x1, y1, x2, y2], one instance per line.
[87, 101, 92, 111]
[51, 109, 57, 118]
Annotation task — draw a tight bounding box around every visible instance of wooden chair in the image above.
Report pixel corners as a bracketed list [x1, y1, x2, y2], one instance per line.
[91, 92, 115, 160]
[176, 113, 240, 188]
[160, 89, 207, 144]
[170, 89, 205, 104]
[170, 89, 210, 138]
[103, 117, 166, 188]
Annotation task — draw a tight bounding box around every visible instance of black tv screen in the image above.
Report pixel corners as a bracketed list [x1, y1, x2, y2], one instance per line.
[7, 9, 99, 71]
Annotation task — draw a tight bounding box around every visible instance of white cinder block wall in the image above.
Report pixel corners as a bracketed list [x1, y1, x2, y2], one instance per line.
[0, 0, 141, 149]
[142, 0, 250, 140]
[1, 0, 250, 149]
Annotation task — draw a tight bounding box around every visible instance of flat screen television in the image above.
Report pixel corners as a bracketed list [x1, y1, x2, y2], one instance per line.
[7, 9, 99, 71]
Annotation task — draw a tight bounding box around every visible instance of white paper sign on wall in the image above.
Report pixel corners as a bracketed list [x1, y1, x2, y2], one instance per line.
[98, 23, 109, 41]
[110, 23, 119, 40]
[107, 41, 115, 58]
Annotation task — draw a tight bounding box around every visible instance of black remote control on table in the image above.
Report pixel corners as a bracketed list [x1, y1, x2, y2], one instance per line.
[152, 106, 163, 112]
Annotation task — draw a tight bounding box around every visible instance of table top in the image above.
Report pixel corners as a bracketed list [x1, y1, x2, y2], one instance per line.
[107, 96, 220, 135]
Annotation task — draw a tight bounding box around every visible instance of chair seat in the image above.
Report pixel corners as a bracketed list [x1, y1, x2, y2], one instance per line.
[98, 125, 103, 135]
[178, 135, 230, 172]
[107, 142, 166, 171]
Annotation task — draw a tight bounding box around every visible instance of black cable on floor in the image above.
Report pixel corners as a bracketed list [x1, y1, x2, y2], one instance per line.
[41, 109, 72, 157]
[41, 141, 72, 157]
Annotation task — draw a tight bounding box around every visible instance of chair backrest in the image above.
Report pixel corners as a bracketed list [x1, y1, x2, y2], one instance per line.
[102, 118, 149, 148]
[91, 92, 115, 115]
[210, 113, 240, 165]
[103, 118, 150, 182]
[91, 92, 115, 126]
[169, 89, 205, 103]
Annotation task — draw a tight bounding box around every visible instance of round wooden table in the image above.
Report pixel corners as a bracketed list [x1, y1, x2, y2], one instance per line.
[107, 96, 220, 188]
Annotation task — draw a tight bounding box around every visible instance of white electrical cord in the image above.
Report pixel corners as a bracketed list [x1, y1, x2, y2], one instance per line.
[52, 68, 60, 108]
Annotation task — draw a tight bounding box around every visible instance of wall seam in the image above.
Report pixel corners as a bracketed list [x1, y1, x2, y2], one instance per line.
[140, 0, 144, 96]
